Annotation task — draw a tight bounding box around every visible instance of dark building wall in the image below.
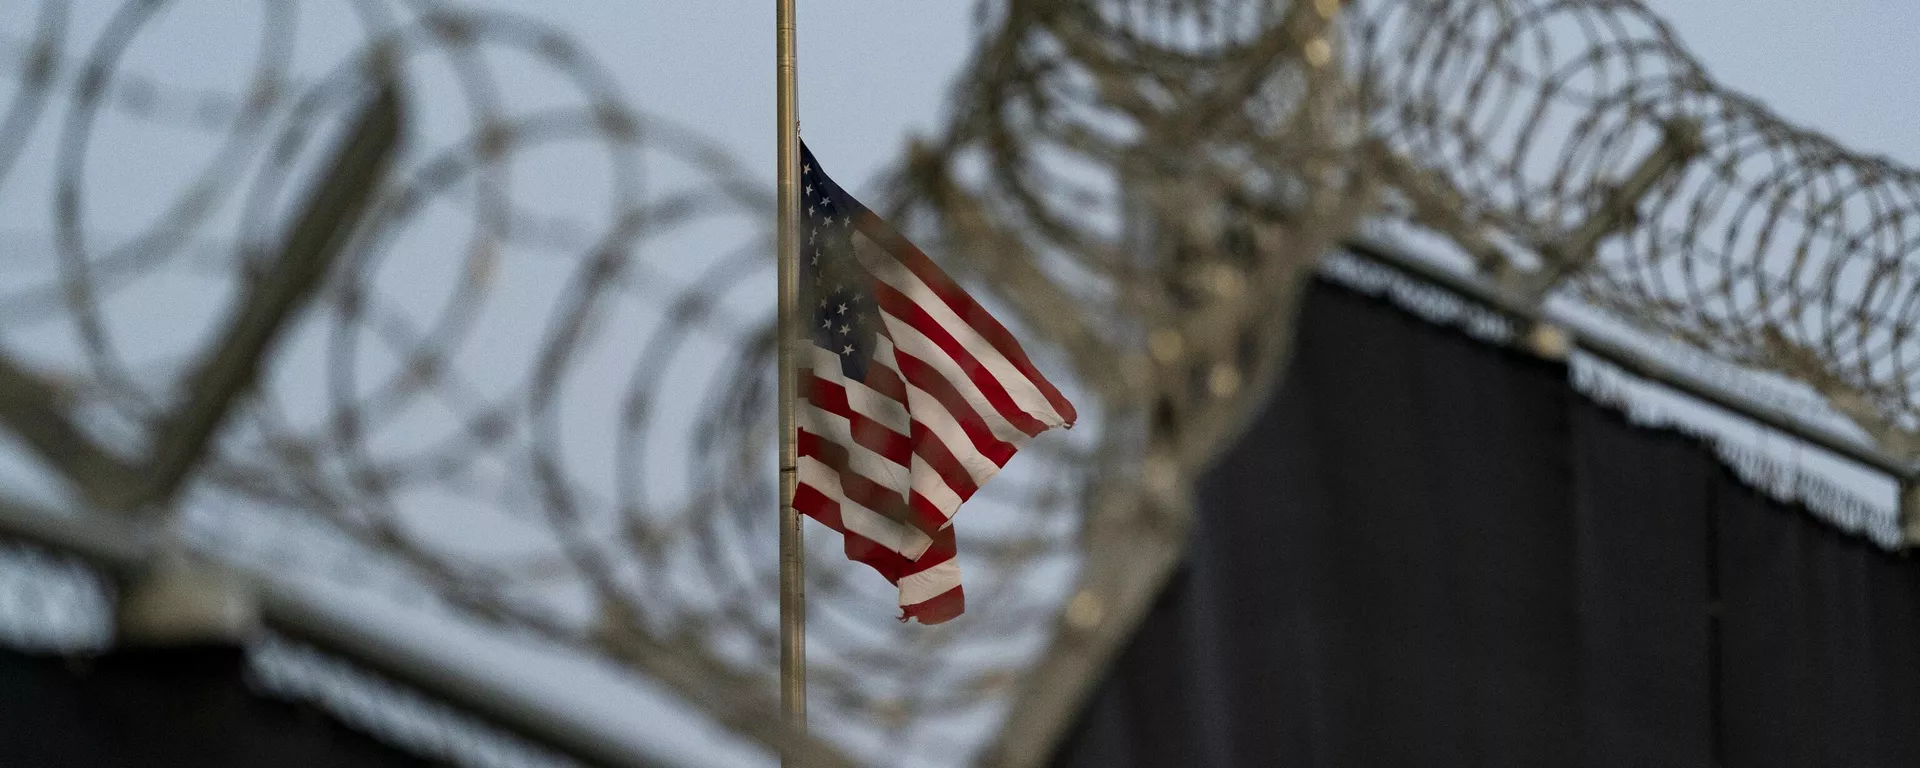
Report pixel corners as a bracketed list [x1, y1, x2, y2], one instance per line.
[1053, 279, 1920, 768]
[0, 644, 439, 767]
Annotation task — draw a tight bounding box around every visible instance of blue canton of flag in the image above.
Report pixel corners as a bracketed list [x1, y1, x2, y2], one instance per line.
[799, 144, 878, 381]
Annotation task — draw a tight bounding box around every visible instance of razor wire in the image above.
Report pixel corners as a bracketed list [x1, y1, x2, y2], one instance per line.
[0, 1, 1097, 766]
[905, 0, 1920, 488]
[887, 3, 1368, 764]
[891, 0, 1368, 482]
[8, 0, 1920, 767]
[1345, 0, 1920, 454]
[898, 0, 1920, 764]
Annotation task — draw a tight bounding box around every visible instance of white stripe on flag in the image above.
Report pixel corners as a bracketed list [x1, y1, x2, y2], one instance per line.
[798, 456, 931, 558]
[872, 338, 1002, 485]
[912, 453, 964, 522]
[897, 558, 962, 606]
[854, 234, 1065, 427]
[799, 402, 909, 493]
[879, 313, 1034, 446]
[803, 344, 911, 433]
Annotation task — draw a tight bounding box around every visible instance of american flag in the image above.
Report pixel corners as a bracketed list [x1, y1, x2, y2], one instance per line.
[793, 142, 1076, 625]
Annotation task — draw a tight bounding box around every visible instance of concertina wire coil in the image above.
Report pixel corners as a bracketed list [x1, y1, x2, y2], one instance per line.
[4, 0, 1920, 765]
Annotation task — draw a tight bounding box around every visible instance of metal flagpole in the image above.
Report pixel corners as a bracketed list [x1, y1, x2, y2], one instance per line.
[774, 0, 807, 762]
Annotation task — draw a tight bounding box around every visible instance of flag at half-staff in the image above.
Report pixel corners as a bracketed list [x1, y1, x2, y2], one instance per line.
[792, 142, 1076, 625]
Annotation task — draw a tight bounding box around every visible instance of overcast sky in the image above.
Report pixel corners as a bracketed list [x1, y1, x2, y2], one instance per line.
[388, 1, 1920, 760]
[3, 1, 1919, 766]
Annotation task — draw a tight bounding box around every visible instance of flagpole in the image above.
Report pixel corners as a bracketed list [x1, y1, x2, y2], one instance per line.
[774, 0, 807, 762]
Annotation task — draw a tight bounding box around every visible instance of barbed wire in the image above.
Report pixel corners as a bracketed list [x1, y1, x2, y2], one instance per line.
[8, 0, 1920, 767]
[1345, 0, 1920, 454]
[888, 2, 1368, 764]
[0, 1, 1101, 766]
[900, 0, 1920, 764]
[895, 0, 1366, 474]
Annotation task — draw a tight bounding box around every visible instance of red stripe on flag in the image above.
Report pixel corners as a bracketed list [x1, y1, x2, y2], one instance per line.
[890, 351, 1017, 466]
[855, 210, 1076, 426]
[873, 281, 1048, 438]
[862, 357, 912, 406]
[798, 429, 945, 538]
[802, 372, 912, 464]
[897, 528, 960, 624]
[864, 345, 981, 497]
[909, 420, 979, 502]
[793, 484, 914, 582]
[909, 492, 950, 533]
[796, 482, 962, 624]
[901, 585, 965, 625]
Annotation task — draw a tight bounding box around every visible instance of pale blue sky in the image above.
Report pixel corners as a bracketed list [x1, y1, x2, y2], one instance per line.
[2, 1, 1918, 766]
[371, 1, 1920, 760]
